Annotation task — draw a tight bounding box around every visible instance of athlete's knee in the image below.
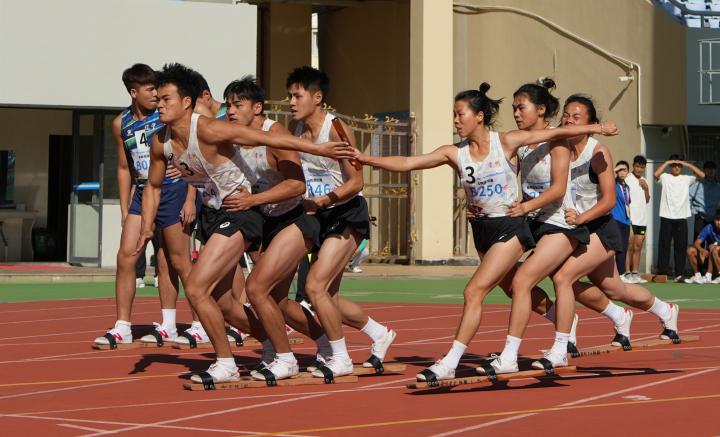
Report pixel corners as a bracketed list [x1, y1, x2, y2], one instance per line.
[183, 278, 208, 303]
[244, 279, 267, 303]
[463, 283, 489, 305]
[687, 246, 697, 257]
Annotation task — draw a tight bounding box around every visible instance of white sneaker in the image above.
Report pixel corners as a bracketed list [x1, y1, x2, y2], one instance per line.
[226, 326, 250, 343]
[135, 278, 145, 288]
[175, 323, 210, 345]
[306, 352, 331, 373]
[253, 358, 299, 381]
[633, 273, 648, 284]
[362, 329, 397, 368]
[476, 355, 518, 375]
[712, 276, 720, 284]
[685, 274, 702, 284]
[93, 321, 132, 346]
[703, 275, 713, 284]
[190, 362, 240, 384]
[311, 356, 354, 378]
[611, 308, 633, 347]
[346, 266, 362, 273]
[153, 276, 159, 288]
[416, 360, 455, 382]
[621, 273, 636, 284]
[660, 303, 680, 339]
[140, 322, 177, 344]
[531, 349, 568, 370]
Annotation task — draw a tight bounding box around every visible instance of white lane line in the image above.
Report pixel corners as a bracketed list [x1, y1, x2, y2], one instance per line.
[58, 423, 108, 433]
[427, 367, 719, 436]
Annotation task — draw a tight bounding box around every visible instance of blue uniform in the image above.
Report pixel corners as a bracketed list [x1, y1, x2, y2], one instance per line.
[122, 107, 198, 229]
[697, 223, 720, 247]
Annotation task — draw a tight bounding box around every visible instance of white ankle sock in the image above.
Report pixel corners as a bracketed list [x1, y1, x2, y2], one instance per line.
[550, 331, 570, 356]
[216, 357, 237, 370]
[329, 338, 351, 360]
[360, 317, 388, 342]
[276, 351, 296, 364]
[499, 335, 522, 363]
[315, 334, 332, 356]
[191, 320, 203, 329]
[439, 340, 467, 369]
[161, 309, 176, 330]
[544, 303, 556, 323]
[114, 320, 132, 335]
[648, 297, 672, 322]
[601, 302, 627, 326]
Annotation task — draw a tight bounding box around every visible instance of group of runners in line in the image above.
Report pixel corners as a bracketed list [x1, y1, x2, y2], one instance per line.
[93, 63, 680, 385]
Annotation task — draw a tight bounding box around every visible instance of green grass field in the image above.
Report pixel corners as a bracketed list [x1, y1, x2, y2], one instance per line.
[1, 278, 718, 308]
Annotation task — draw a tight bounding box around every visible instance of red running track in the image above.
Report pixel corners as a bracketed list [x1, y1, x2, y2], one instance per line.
[0, 297, 718, 436]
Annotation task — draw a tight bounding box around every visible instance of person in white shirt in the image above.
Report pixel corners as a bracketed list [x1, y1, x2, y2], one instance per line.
[654, 155, 705, 280]
[624, 155, 651, 283]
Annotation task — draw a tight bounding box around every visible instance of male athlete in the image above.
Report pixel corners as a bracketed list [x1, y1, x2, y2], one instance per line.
[136, 64, 353, 383]
[93, 63, 198, 348]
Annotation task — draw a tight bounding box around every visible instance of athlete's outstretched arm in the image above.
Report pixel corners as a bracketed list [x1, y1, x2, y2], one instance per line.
[113, 115, 133, 225]
[566, 144, 616, 225]
[500, 121, 618, 153]
[507, 142, 571, 217]
[133, 134, 167, 255]
[197, 117, 354, 160]
[352, 144, 457, 173]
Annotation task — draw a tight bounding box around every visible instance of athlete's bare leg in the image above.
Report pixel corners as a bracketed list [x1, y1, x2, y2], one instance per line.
[305, 228, 361, 340]
[115, 214, 144, 321]
[498, 265, 554, 316]
[184, 231, 248, 359]
[509, 233, 578, 338]
[245, 225, 314, 353]
[455, 237, 525, 344]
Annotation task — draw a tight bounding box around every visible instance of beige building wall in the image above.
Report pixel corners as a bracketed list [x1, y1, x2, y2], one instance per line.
[453, 0, 687, 163]
[318, 1, 410, 117]
[258, 3, 312, 100]
[0, 108, 72, 228]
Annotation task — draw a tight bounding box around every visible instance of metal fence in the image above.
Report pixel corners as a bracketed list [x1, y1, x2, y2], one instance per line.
[264, 100, 416, 262]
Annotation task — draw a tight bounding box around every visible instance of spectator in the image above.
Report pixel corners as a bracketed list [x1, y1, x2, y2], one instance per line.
[690, 161, 720, 239]
[654, 154, 705, 281]
[625, 155, 651, 283]
[685, 211, 720, 284]
[612, 160, 632, 280]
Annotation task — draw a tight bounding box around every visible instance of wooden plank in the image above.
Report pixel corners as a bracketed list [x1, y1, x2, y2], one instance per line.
[183, 375, 359, 391]
[297, 363, 406, 378]
[172, 336, 304, 350]
[407, 366, 577, 390]
[640, 274, 668, 283]
[572, 334, 699, 358]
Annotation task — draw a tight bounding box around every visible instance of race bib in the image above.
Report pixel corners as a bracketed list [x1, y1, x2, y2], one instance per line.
[197, 180, 222, 209]
[522, 179, 550, 200]
[305, 172, 335, 198]
[131, 129, 151, 178]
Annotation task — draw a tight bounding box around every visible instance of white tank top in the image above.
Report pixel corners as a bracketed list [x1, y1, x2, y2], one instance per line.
[295, 112, 351, 208]
[457, 131, 518, 218]
[163, 113, 251, 209]
[569, 137, 602, 214]
[237, 118, 302, 217]
[518, 141, 574, 228]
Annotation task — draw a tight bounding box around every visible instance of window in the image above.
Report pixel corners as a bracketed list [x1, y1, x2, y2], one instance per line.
[0, 150, 15, 208]
[699, 39, 720, 104]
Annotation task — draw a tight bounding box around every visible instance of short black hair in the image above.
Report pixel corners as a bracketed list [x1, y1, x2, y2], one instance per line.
[669, 153, 683, 161]
[633, 155, 647, 166]
[564, 94, 600, 124]
[454, 82, 503, 127]
[223, 75, 266, 114]
[714, 209, 720, 220]
[155, 63, 201, 108]
[286, 66, 329, 102]
[194, 71, 211, 95]
[513, 78, 559, 121]
[704, 161, 717, 169]
[616, 160, 630, 170]
[122, 63, 156, 92]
